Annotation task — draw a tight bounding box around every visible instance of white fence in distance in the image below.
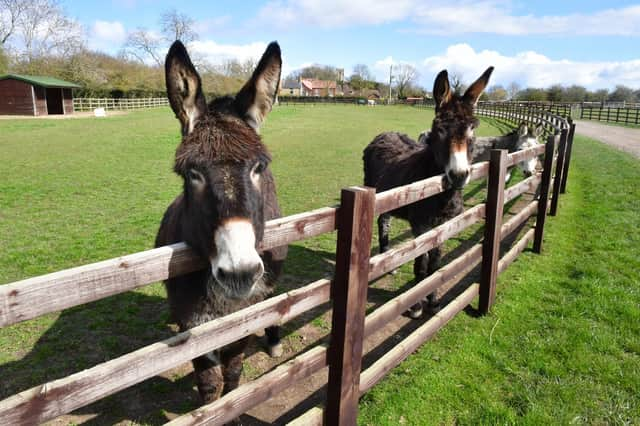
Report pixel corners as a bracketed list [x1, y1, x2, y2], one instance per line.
[73, 98, 169, 112]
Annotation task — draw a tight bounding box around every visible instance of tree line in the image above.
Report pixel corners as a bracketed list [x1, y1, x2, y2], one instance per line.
[1, 0, 637, 102]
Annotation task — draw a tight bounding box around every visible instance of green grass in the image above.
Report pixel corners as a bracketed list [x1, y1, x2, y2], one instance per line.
[359, 135, 640, 425]
[0, 106, 638, 424]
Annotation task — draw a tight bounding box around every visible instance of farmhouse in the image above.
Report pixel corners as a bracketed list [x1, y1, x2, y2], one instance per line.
[300, 78, 337, 97]
[0, 74, 80, 116]
[279, 79, 301, 97]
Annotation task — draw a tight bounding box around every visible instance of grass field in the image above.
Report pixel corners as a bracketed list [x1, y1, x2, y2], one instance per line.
[0, 105, 638, 424]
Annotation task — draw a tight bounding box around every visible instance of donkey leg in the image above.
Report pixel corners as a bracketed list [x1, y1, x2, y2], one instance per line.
[378, 214, 391, 253]
[425, 247, 442, 314]
[192, 353, 224, 404]
[265, 325, 283, 357]
[221, 337, 249, 395]
[407, 253, 429, 319]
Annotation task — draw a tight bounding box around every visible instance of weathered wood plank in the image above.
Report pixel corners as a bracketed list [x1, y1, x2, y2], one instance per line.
[479, 150, 507, 314]
[505, 144, 545, 168]
[0, 207, 337, 329]
[0, 278, 330, 425]
[166, 345, 328, 426]
[500, 201, 538, 239]
[326, 187, 375, 426]
[368, 203, 486, 281]
[365, 244, 482, 337]
[549, 128, 568, 216]
[0, 242, 204, 328]
[374, 162, 488, 215]
[497, 228, 535, 275]
[559, 122, 576, 194]
[533, 135, 558, 253]
[260, 206, 337, 250]
[504, 174, 541, 204]
[359, 284, 479, 394]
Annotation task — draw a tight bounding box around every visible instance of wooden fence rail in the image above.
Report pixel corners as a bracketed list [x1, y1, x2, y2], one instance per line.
[0, 105, 572, 425]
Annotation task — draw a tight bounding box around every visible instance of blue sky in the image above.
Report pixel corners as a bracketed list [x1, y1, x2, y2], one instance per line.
[63, 0, 640, 90]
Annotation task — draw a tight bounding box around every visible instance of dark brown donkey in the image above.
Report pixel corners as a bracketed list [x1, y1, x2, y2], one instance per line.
[155, 40, 287, 404]
[363, 67, 493, 318]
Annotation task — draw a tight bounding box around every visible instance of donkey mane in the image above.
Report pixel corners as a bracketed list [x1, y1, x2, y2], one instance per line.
[174, 113, 270, 174]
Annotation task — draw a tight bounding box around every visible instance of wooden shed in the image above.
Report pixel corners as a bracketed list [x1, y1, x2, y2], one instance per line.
[0, 74, 81, 116]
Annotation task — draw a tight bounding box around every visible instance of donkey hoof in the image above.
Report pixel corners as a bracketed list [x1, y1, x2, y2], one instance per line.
[268, 342, 284, 358]
[427, 303, 442, 315]
[406, 304, 423, 319]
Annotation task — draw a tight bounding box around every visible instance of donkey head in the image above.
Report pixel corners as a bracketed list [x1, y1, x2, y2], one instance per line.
[515, 122, 544, 177]
[428, 67, 493, 189]
[166, 40, 281, 299]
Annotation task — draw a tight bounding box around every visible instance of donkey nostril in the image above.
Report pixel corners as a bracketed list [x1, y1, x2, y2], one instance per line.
[216, 267, 228, 281]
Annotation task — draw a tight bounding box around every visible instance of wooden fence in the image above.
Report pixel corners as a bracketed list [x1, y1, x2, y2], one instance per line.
[580, 103, 640, 125]
[0, 106, 574, 425]
[73, 97, 169, 112]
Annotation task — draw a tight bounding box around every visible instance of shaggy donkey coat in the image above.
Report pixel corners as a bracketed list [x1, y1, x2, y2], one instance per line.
[363, 67, 493, 317]
[155, 40, 287, 405]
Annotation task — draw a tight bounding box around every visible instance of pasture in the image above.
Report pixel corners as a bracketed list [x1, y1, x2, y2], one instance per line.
[0, 105, 638, 424]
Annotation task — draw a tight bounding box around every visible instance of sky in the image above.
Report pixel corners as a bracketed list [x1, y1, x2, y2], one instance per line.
[63, 0, 640, 90]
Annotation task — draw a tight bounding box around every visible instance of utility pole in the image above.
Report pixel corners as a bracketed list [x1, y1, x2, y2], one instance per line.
[388, 64, 393, 105]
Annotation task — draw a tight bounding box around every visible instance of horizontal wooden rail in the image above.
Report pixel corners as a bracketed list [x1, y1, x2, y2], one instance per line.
[505, 144, 546, 167]
[374, 162, 488, 215]
[368, 203, 486, 281]
[359, 283, 479, 394]
[0, 207, 338, 328]
[504, 174, 541, 204]
[166, 345, 329, 426]
[0, 279, 331, 425]
[497, 228, 535, 275]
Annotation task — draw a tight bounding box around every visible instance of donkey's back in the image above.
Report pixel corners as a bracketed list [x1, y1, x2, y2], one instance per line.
[363, 131, 423, 188]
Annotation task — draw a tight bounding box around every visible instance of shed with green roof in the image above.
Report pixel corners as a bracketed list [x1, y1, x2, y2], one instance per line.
[0, 74, 81, 116]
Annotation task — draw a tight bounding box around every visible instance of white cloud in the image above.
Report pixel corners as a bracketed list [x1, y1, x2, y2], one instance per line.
[254, 0, 640, 36]
[188, 40, 270, 64]
[89, 20, 126, 52]
[415, 44, 640, 90]
[255, 0, 416, 28]
[192, 16, 232, 35]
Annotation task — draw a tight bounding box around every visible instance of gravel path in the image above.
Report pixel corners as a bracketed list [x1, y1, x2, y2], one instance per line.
[574, 120, 640, 158]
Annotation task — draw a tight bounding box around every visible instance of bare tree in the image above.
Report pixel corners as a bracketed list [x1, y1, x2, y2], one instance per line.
[394, 63, 418, 98]
[0, 0, 28, 45]
[160, 9, 198, 43]
[507, 81, 521, 100]
[449, 71, 466, 95]
[123, 29, 162, 66]
[2, 0, 84, 61]
[352, 63, 372, 81]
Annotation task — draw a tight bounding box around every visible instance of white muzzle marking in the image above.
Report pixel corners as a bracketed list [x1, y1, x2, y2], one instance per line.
[210, 219, 264, 286]
[446, 150, 471, 186]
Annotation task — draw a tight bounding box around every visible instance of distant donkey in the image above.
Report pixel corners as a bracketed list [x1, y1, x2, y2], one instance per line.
[419, 121, 543, 181]
[363, 67, 493, 318]
[155, 40, 287, 404]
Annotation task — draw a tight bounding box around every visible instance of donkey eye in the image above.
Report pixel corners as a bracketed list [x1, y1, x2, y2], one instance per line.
[187, 169, 205, 185]
[252, 162, 265, 174]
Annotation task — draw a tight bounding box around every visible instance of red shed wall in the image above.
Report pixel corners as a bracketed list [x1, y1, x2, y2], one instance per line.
[0, 79, 35, 115]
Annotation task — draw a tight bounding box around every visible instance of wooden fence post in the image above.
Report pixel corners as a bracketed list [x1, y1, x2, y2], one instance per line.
[549, 128, 568, 216]
[479, 149, 507, 315]
[326, 186, 375, 426]
[533, 135, 557, 253]
[560, 121, 576, 194]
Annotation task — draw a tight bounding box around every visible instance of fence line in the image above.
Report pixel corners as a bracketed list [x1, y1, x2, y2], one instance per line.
[73, 97, 169, 112]
[0, 103, 574, 425]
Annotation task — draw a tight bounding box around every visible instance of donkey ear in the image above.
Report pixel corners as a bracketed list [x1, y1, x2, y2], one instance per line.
[165, 41, 207, 136]
[518, 122, 528, 137]
[534, 122, 544, 137]
[463, 66, 494, 106]
[235, 42, 282, 131]
[433, 70, 451, 111]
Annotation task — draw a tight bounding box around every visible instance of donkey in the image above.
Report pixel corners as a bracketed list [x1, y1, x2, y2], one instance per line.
[363, 67, 493, 318]
[419, 121, 543, 182]
[155, 40, 287, 404]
